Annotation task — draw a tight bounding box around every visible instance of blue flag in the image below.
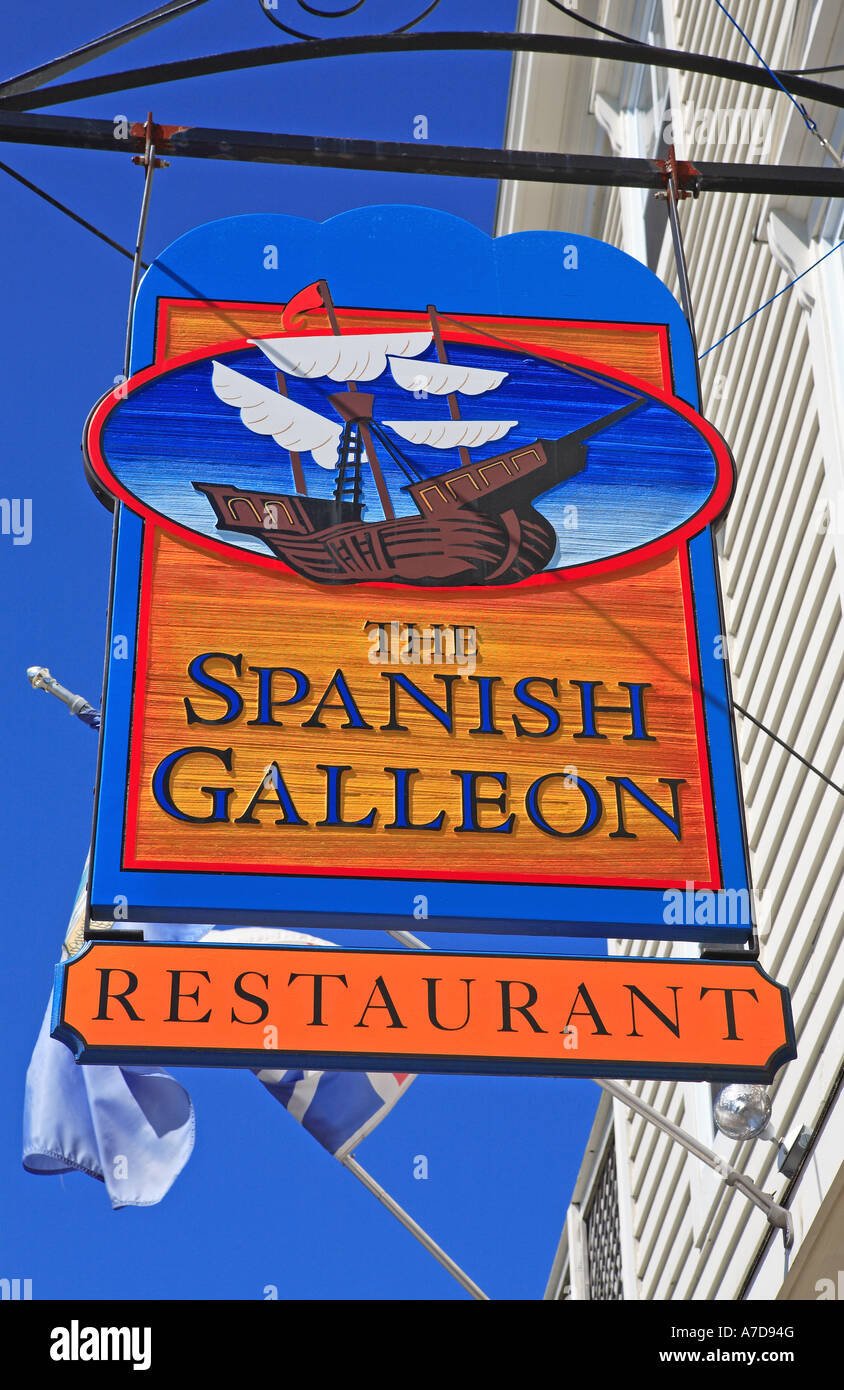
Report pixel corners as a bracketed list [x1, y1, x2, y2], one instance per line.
[23, 892, 413, 1206]
[23, 1001, 195, 1209]
[22, 864, 196, 1208]
[200, 927, 415, 1160]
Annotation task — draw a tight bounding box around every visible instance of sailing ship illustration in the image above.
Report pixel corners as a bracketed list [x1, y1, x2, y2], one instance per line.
[193, 281, 645, 587]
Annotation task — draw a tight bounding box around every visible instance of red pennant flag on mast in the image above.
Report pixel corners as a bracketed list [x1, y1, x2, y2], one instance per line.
[280, 280, 327, 330]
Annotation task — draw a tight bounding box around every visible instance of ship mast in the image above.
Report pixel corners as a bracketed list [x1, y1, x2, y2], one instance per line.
[273, 372, 307, 495]
[317, 279, 395, 521]
[427, 304, 471, 470]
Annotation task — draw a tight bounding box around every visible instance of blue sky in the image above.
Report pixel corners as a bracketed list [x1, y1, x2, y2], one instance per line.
[0, 0, 609, 1302]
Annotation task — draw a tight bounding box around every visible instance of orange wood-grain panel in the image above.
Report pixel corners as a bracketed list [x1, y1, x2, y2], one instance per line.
[125, 528, 716, 886]
[156, 300, 671, 391]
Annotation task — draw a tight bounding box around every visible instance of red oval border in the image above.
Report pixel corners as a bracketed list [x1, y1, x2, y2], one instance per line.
[84, 329, 735, 589]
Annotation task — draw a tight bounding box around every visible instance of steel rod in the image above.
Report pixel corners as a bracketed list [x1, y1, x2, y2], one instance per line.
[597, 1079, 793, 1245]
[665, 191, 697, 346]
[386, 929, 429, 950]
[123, 147, 156, 381]
[341, 1153, 489, 1300]
[0, 110, 841, 196]
[663, 183, 702, 401]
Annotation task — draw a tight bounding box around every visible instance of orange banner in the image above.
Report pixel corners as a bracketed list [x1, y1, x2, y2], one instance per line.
[54, 943, 794, 1082]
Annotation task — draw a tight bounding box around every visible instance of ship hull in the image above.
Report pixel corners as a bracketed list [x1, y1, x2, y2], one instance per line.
[193, 483, 555, 586]
[256, 509, 555, 586]
[193, 433, 585, 587]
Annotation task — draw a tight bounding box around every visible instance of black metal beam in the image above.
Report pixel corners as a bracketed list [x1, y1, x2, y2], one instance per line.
[1, 111, 842, 198]
[1, 31, 842, 114]
[0, 0, 213, 101]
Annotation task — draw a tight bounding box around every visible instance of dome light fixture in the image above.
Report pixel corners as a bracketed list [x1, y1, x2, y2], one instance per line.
[713, 1084, 773, 1141]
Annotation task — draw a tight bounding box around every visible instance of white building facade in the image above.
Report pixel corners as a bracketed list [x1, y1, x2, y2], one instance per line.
[497, 0, 844, 1300]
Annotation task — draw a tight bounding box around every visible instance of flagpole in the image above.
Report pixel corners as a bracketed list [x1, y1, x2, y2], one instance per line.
[385, 928, 428, 949]
[26, 666, 101, 729]
[341, 1153, 489, 1301]
[371, 924, 491, 1299]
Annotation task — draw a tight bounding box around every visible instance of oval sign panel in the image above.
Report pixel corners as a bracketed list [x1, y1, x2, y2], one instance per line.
[86, 321, 732, 586]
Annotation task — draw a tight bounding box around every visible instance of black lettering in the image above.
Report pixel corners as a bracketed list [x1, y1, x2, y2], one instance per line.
[562, 983, 610, 1036]
[95, 968, 143, 1021]
[497, 980, 547, 1033]
[699, 986, 758, 1041]
[626, 985, 681, 1037]
[231, 972, 269, 1024]
[354, 976, 405, 1029]
[424, 977, 474, 1031]
[288, 972, 348, 1026]
[166, 970, 212, 1023]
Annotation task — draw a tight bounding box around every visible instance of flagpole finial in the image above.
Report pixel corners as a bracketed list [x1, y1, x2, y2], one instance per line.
[26, 665, 101, 729]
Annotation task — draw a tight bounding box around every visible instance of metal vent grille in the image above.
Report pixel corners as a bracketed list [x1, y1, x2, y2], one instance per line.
[585, 1138, 624, 1300]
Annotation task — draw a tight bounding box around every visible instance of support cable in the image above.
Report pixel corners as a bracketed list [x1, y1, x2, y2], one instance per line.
[713, 0, 844, 169]
[0, 157, 144, 264]
[733, 704, 844, 799]
[698, 237, 844, 356]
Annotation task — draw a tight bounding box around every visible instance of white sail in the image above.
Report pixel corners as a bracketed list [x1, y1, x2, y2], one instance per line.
[383, 419, 518, 449]
[249, 332, 433, 383]
[387, 355, 508, 396]
[211, 361, 340, 469]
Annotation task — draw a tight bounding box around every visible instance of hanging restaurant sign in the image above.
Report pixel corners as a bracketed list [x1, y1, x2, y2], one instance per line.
[83, 208, 753, 941]
[53, 941, 794, 1082]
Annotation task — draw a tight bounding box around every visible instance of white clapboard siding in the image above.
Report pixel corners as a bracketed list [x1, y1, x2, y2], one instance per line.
[500, 0, 844, 1300]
